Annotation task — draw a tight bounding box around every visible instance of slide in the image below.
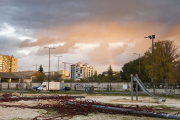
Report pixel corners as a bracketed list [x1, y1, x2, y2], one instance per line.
[24, 80, 39, 92]
[134, 76, 166, 102]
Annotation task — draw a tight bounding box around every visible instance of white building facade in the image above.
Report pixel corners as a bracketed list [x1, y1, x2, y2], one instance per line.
[71, 62, 97, 80]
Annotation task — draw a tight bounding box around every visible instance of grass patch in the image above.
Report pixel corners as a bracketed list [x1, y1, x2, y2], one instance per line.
[36, 109, 47, 114]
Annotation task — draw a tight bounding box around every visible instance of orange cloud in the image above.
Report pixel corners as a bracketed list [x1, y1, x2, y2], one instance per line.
[18, 20, 180, 63]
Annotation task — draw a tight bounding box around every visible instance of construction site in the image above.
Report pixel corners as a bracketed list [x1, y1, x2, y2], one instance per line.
[0, 77, 180, 120]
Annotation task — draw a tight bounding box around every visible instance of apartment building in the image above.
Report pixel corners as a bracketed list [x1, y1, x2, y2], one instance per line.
[51, 70, 70, 79]
[0, 54, 18, 72]
[71, 62, 97, 80]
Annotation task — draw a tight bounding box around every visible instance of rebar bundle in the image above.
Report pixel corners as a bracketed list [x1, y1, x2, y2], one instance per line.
[0, 93, 180, 119]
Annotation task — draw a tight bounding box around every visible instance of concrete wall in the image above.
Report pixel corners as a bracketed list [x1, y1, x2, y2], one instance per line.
[61, 82, 131, 91]
[0, 82, 41, 89]
[147, 89, 180, 95]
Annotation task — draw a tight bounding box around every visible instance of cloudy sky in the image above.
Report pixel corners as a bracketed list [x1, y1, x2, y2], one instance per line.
[1, 0, 180, 74]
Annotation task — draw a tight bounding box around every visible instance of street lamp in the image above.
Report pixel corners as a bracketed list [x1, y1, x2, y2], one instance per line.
[144, 35, 155, 94]
[133, 53, 140, 75]
[54, 55, 62, 73]
[44, 47, 56, 91]
[54, 55, 62, 87]
[133, 53, 140, 101]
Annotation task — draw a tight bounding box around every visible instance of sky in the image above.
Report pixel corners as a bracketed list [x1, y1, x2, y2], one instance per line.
[1, 0, 180, 74]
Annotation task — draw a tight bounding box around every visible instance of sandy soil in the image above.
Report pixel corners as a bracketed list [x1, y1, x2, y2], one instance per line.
[0, 94, 179, 120]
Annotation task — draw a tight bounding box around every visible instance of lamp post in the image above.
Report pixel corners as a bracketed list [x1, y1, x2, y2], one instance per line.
[44, 47, 56, 91]
[144, 35, 155, 94]
[54, 55, 62, 87]
[133, 53, 140, 101]
[133, 53, 140, 75]
[54, 55, 62, 73]
[32, 64, 39, 71]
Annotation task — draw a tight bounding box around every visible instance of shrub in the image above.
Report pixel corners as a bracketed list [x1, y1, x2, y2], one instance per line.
[8, 83, 9, 89]
[16, 84, 18, 90]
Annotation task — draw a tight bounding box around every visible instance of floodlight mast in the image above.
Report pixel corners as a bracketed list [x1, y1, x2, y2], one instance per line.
[144, 35, 155, 94]
[54, 55, 62, 73]
[44, 47, 56, 91]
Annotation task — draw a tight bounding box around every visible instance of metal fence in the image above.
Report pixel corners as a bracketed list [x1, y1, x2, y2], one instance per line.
[143, 83, 180, 89]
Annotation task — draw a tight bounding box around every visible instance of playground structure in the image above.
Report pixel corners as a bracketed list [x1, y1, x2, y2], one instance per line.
[3, 77, 180, 119]
[24, 80, 38, 92]
[131, 74, 166, 102]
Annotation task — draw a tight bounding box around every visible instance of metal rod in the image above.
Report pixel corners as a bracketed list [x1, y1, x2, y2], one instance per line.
[152, 37, 155, 94]
[22, 77, 24, 97]
[0, 96, 85, 100]
[136, 82, 138, 101]
[66, 102, 180, 119]
[48, 48, 50, 91]
[36, 64, 37, 71]
[58, 57, 59, 72]
[131, 74, 133, 101]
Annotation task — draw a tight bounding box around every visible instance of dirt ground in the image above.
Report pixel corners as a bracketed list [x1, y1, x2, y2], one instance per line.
[0, 94, 179, 120]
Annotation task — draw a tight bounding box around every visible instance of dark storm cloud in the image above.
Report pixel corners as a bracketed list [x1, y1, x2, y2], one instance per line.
[0, 0, 91, 32]
[0, 35, 27, 58]
[1, 0, 180, 73]
[1, 0, 180, 33]
[0, 36, 20, 46]
[18, 36, 61, 47]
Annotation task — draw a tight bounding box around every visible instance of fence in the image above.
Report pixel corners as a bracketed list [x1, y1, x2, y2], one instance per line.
[141, 83, 180, 95]
[0, 82, 41, 90]
[62, 82, 131, 91]
[0, 82, 131, 91]
[143, 83, 180, 89]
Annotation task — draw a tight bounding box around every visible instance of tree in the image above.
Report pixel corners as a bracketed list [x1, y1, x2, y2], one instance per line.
[120, 57, 150, 82]
[107, 65, 113, 91]
[38, 64, 44, 73]
[114, 72, 121, 82]
[32, 74, 47, 83]
[144, 40, 180, 83]
[107, 65, 113, 76]
[64, 79, 75, 83]
[171, 61, 180, 82]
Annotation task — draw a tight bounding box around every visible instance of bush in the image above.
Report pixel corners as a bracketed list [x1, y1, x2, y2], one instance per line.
[8, 83, 9, 89]
[107, 84, 109, 91]
[16, 84, 18, 90]
[74, 85, 76, 91]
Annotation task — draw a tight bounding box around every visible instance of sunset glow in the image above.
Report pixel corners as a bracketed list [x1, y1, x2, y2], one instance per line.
[0, 0, 180, 73]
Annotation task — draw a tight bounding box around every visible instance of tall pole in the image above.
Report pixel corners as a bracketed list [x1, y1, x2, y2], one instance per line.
[54, 56, 62, 73]
[134, 53, 140, 75]
[130, 74, 133, 101]
[152, 36, 155, 94]
[36, 64, 37, 71]
[64, 63, 66, 72]
[44, 47, 56, 91]
[2, 56, 3, 72]
[49, 48, 50, 91]
[145, 35, 155, 94]
[58, 57, 59, 72]
[133, 53, 140, 101]
[139, 54, 140, 76]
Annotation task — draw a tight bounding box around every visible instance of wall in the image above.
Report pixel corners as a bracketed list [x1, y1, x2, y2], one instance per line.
[147, 89, 180, 95]
[1, 82, 41, 89]
[0, 82, 130, 90]
[61, 82, 131, 91]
